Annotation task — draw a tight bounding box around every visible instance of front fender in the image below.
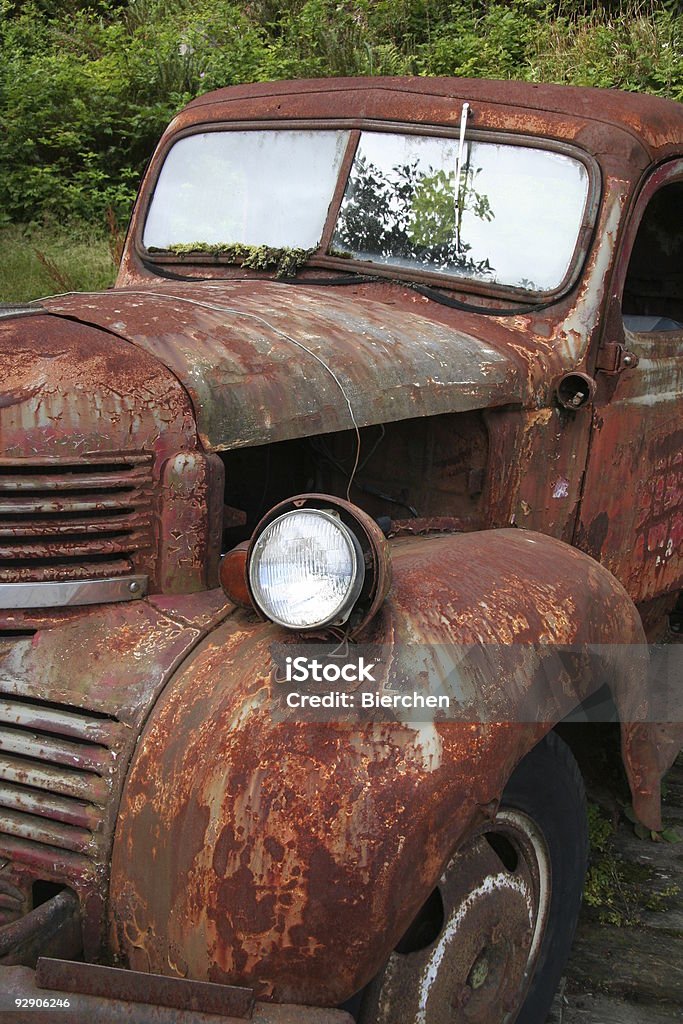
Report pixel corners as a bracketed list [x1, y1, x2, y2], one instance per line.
[0, 590, 232, 962]
[108, 529, 649, 1005]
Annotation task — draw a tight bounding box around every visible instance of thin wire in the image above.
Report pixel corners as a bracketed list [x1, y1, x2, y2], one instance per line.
[358, 423, 385, 472]
[28, 291, 76, 304]
[35, 289, 363, 500]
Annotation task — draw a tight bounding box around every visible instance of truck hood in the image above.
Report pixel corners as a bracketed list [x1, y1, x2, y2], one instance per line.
[0, 310, 195, 459]
[40, 281, 524, 451]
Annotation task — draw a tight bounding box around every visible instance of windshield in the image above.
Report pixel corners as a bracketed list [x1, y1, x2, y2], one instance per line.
[143, 127, 592, 295]
[143, 129, 350, 250]
[332, 133, 590, 293]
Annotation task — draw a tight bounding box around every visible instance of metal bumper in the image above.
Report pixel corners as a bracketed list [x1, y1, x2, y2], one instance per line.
[0, 963, 353, 1024]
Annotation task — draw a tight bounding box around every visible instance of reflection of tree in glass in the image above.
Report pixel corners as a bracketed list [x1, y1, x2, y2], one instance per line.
[410, 167, 493, 250]
[333, 156, 495, 277]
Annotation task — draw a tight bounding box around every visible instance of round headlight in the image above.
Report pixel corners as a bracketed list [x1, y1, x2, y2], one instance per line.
[248, 508, 365, 630]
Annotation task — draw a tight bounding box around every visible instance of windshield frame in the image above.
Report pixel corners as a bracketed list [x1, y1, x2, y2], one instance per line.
[136, 118, 601, 303]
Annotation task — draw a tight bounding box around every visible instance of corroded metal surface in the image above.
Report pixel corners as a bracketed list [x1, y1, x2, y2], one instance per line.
[0, 891, 81, 966]
[0, 315, 195, 461]
[621, 720, 683, 832]
[36, 958, 255, 1018]
[0, 592, 233, 959]
[576, 157, 683, 607]
[0, 74, 681, 1014]
[357, 812, 550, 1024]
[0, 314, 202, 595]
[158, 452, 225, 593]
[175, 77, 683, 163]
[40, 285, 523, 452]
[108, 530, 647, 1006]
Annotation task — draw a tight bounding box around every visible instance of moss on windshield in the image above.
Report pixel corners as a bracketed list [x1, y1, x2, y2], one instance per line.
[147, 242, 313, 278]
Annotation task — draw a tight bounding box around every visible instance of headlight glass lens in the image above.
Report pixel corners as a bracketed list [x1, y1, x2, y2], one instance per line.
[249, 509, 365, 629]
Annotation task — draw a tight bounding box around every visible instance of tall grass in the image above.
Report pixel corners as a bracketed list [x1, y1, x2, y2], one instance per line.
[0, 225, 116, 304]
[532, 2, 682, 97]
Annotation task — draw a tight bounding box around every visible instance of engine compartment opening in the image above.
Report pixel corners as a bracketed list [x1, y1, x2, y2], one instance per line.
[218, 410, 490, 550]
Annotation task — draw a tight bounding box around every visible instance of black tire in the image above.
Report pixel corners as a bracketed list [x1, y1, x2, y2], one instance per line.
[354, 730, 588, 1024]
[502, 730, 588, 1024]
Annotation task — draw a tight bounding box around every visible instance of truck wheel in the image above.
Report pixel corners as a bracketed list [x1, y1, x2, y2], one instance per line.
[357, 731, 588, 1024]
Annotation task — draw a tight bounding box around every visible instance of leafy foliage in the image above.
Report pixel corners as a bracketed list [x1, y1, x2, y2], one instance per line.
[333, 155, 494, 277]
[584, 803, 680, 927]
[0, 1, 681, 228]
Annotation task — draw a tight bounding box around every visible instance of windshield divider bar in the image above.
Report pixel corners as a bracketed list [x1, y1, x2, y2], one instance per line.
[319, 130, 361, 256]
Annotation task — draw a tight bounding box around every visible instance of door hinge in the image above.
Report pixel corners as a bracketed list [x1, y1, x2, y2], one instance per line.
[596, 342, 639, 374]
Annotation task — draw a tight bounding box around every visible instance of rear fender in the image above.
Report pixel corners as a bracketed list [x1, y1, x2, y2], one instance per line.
[108, 529, 656, 1006]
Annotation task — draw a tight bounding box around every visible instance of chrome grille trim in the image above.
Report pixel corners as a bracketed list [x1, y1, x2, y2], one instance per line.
[0, 575, 148, 609]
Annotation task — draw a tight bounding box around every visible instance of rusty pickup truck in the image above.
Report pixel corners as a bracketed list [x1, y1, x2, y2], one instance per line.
[0, 77, 682, 1024]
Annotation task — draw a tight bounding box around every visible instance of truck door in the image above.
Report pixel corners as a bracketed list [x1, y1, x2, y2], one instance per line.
[575, 159, 683, 606]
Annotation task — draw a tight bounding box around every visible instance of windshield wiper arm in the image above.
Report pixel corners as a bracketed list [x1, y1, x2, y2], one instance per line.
[409, 282, 556, 316]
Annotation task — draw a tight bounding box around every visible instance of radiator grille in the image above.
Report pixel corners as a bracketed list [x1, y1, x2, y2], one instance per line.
[0, 693, 123, 863]
[0, 455, 154, 583]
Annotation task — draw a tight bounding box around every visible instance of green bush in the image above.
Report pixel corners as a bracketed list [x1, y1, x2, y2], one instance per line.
[0, 0, 681, 229]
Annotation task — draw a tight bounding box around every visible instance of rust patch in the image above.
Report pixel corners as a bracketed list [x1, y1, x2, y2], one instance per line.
[109, 530, 648, 1005]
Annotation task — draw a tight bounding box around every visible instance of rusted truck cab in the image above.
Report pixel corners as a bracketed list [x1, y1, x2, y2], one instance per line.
[1, 78, 682, 1023]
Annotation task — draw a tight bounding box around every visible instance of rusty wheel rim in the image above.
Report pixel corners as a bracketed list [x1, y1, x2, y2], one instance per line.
[359, 809, 551, 1024]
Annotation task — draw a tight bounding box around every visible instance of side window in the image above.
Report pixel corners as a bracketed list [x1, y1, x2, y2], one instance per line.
[622, 180, 683, 333]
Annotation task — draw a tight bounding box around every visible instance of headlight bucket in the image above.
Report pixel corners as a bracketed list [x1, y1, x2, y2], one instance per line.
[245, 493, 391, 635]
